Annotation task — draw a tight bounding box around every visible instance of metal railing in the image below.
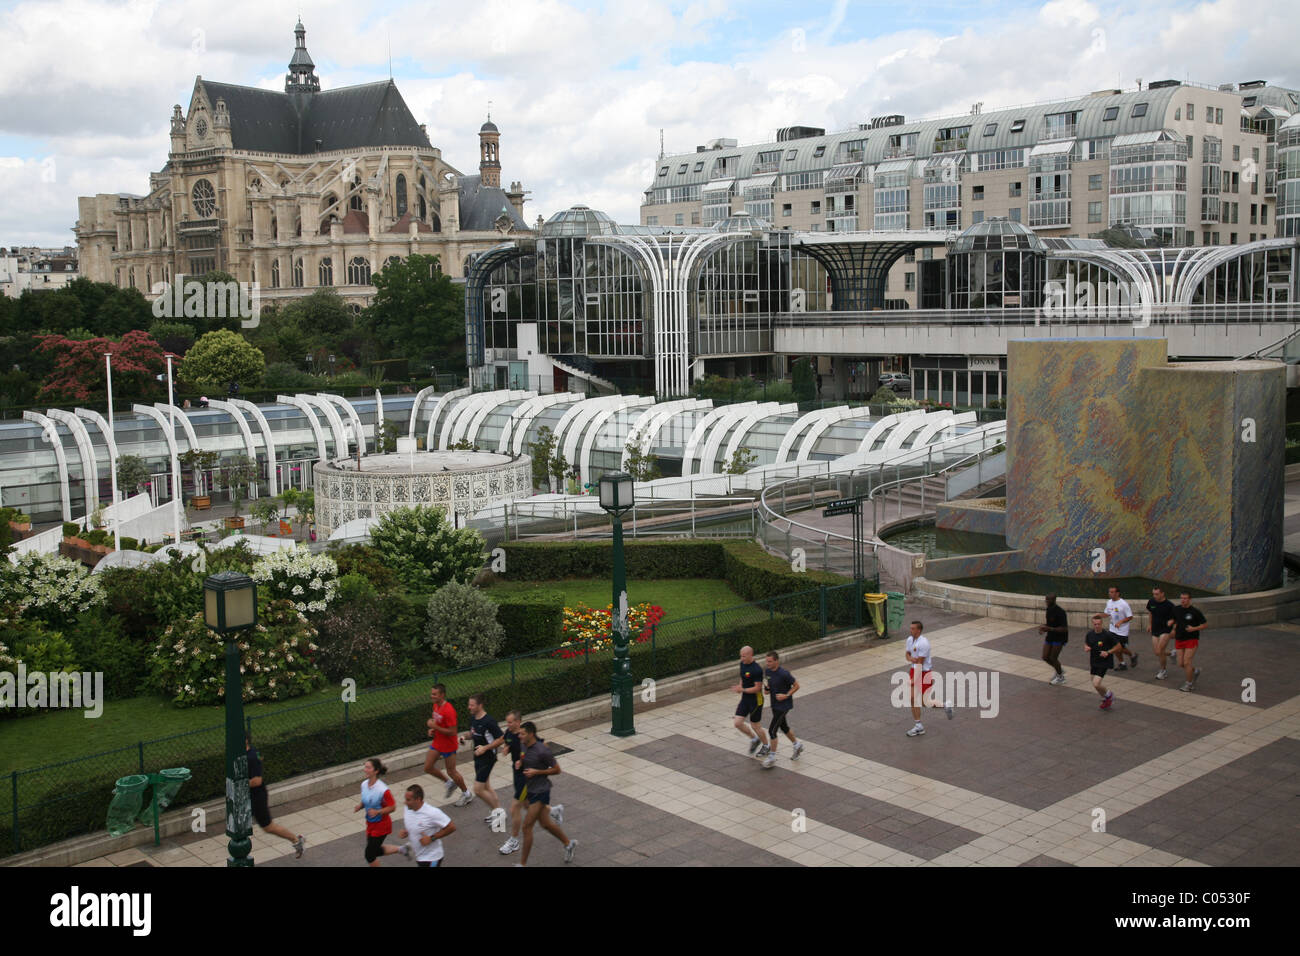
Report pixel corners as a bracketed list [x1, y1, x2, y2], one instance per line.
[775, 302, 1300, 327]
[479, 495, 759, 543]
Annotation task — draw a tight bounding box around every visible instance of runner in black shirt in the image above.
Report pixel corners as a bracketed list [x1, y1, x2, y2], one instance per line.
[1084, 614, 1118, 710]
[1037, 593, 1069, 685]
[1146, 587, 1177, 680]
[731, 645, 771, 758]
[760, 650, 803, 768]
[245, 733, 305, 858]
[460, 692, 503, 824]
[493, 710, 561, 855]
[1172, 592, 1207, 692]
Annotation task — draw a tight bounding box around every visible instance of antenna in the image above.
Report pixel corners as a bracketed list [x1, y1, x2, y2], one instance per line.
[659, 128, 664, 160]
[388, 31, 392, 78]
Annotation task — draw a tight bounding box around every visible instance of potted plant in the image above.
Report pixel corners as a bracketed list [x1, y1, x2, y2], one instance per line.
[219, 454, 260, 531]
[179, 448, 220, 507]
[251, 498, 280, 536]
[1, 507, 31, 535]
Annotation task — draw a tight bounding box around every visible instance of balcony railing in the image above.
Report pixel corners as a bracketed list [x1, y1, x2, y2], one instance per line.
[883, 145, 916, 160]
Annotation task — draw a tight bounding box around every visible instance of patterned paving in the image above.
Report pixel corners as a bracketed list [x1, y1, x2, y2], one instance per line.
[71, 609, 1300, 868]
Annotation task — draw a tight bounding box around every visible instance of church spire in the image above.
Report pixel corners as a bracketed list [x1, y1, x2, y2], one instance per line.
[286, 19, 320, 93]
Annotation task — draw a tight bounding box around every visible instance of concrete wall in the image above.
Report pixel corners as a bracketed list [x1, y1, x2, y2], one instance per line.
[1004, 337, 1284, 593]
[935, 499, 1006, 536]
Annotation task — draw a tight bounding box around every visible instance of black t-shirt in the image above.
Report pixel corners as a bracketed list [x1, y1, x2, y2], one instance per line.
[245, 748, 266, 795]
[739, 661, 764, 701]
[1044, 604, 1068, 643]
[1147, 599, 1176, 635]
[765, 667, 796, 712]
[1085, 630, 1117, 669]
[471, 713, 503, 761]
[1173, 605, 1206, 640]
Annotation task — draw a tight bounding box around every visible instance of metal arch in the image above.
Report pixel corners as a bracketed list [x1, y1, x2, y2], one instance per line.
[854, 410, 926, 457]
[793, 405, 876, 462]
[464, 242, 528, 368]
[154, 403, 198, 454]
[722, 403, 799, 467]
[374, 390, 384, 452]
[205, 399, 259, 462]
[425, 386, 472, 450]
[130, 404, 181, 462]
[549, 396, 616, 470]
[579, 397, 654, 479]
[882, 411, 946, 451]
[318, 393, 367, 454]
[1173, 237, 1298, 305]
[794, 234, 946, 311]
[74, 407, 121, 502]
[911, 410, 976, 449]
[620, 398, 708, 469]
[500, 392, 584, 454]
[700, 402, 783, 475]
[23, 412, 72, 522]
[774, 407, 835, 464]
[462, 390, 535, 448]
[440, 391, 494, 447]
[298, 394, 349, 457]
[229, 398, 280, 497]
[586, 236, 668, 393]
[682, 401, 757, 474]
[1048, 249, 1156, 311]
[408, 385, 439, 438]
[560, 396, 632, 469]
[275, 395, 329, 462]
[45, 409, 98, 519]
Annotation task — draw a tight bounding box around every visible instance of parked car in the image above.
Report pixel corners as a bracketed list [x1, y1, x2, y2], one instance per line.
[878, 372, 911, 394]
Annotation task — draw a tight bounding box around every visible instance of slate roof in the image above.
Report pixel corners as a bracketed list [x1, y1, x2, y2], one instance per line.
[196, 78, 431, 154]
[457, 175, 528, 232]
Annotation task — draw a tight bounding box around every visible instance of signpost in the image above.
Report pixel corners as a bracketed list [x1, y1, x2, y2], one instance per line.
[823, 495, 868, 582]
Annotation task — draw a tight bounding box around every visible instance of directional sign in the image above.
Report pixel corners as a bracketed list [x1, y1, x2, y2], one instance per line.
[824, 498, 860, 511]
[823, 506, 856, 517]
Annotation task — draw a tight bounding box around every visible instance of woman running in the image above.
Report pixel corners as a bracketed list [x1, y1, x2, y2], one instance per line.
[355, 758, 403, 867]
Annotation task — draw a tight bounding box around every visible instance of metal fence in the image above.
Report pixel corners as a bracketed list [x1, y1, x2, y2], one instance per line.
[2, 580, 869, 859]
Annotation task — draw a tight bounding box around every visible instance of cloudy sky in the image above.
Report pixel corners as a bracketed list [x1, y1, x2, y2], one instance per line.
[0, 0, 1296, 247]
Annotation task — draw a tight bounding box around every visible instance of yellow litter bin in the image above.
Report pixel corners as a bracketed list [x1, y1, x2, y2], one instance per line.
[864, 593, 887, 636]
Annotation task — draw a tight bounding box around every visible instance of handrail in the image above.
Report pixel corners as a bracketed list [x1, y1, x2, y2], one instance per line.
[1235, 324, 1300, 361]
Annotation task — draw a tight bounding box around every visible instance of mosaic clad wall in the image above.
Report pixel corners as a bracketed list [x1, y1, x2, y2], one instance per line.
[1005, 338, 1283, 594]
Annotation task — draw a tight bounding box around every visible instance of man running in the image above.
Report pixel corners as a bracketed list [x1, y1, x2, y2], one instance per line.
[1172, 592, 1207, 692]
[424, 684, 471, 806]
[1105, 586, 1137, 670]
[1085, 613, 1118, 710]
[1038, 594, 1069, 685]
[398, 784, 456, 867]
[245, 734, 305, 858]
[460, 692, 503, 823]
[496, 711, 562, 855]
[732, 646, 771, 758]
[761, 650, 803, 766]
[1147, 587, 1177, 680]
[518, 721, 577, 866]
[905, 620, 953, 737]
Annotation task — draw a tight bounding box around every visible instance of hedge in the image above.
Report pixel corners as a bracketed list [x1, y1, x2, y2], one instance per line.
[495, 592, 565, 656]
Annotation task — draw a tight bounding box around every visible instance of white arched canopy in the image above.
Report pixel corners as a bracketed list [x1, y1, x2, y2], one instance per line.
[75, 407, 121, 502]
[45, 409, 99, 519]
[230, 398, 279, 497]
[501, 392, 584, 454]
[318, 393, 366, 455]
[275, 395, 329, 462]
[425, 386, 472, 450]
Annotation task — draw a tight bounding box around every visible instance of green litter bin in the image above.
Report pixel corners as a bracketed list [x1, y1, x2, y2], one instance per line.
[886, 591, 906, 635]
[864, 593, 887, 636]
[137, 767, 191, 824]
[107, 774, 149, 837]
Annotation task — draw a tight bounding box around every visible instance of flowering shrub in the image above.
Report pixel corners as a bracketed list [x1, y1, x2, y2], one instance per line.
[315, 599, 398, 685]
[146, 599, 324, 707]
[425, 582, 503, 666]
[553, 602, 665, 658]
[0, 552, 104, 628]
[249, 547, 338, 615]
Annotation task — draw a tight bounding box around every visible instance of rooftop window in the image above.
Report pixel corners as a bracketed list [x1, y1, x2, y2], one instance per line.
[658, 166, 668, 177]
[1131, 103, 1148, 118]
[1010, 119, 1025, 133]
[983, 122, 997, 136]
[1103, 107, 1119, 121]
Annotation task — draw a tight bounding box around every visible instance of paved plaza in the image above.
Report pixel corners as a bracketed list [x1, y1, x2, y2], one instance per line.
[72, 606, 1300, 868]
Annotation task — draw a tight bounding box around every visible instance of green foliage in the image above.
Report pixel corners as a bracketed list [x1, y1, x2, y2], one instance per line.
[624, 438, 662, 482]
[335, 572, 378, 605]
[792, 357, 816, 401]
[65, 608, 147, 699]
[528, 426, 558, 491]
[146, 600, 324, 707]
[250, 498, 279, 534]
[148, 321, 195, 355]
[261, 362, 319, 390]
[116, 454, 153, 495]
[314, 592, 398, 685]
[364, 254, 465, 367]
[869, 385, 900, 404]
[379, 419, 400, 454]
[497, 540, 727, 581]
[328, 543, 400, 593]
[180, 329, 266, 390]
[62, 522, 80, 538]
[2, 552, 104, 629]
[219, 454, 260, 517]
[368, 506, 485, 592]
[424, 582, 504, 666]
[495, 593, 565, 656]
[724, 445, 757, 475]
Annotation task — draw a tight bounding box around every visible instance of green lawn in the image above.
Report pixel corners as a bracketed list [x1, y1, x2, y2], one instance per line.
[484, 577, 744, 621]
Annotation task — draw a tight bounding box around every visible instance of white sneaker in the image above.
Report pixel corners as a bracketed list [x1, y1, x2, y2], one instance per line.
[1155, 668, 1167, 680]
[791, 741, 805, 760]
[944, 700, 954, 720]
[498, 836, 520, 855]
[762, 754, 776, 769]
[906, 724, 925, 737]
[1049, 673, 1066, 685]
[563, 840, 577, 863]
[443, 779, 457, 798]
[454, 790, 474, 807]
[550, 803, 564, 824]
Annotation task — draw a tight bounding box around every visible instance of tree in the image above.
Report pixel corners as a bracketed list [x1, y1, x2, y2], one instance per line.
[368, 505, 485, 593]
[424, 582, 503, 666]
[180, 329, 265, 391]
[149, 320, 196, 355]
[363, 254, 465, 367]
[250, 498, 279, 535]
[35, 330, 165, 404]
[379, 420, 400, 454]
[528, 426, 558, 491]
[723, 446, 757, 475]
[792, 357, 816, 402]
[624, 438, 662, 482]
[219, 454, 260, 519]
[116, 454, 153, 496]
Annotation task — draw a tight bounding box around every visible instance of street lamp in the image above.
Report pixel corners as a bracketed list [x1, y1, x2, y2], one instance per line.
[306, 353, 314, 373]
[165, 353, 182, 546]
[203, 570, 258, 868]
[105, 352, 120, 552]
[328, 354, 335, 378]
[599, 471, 636, 737]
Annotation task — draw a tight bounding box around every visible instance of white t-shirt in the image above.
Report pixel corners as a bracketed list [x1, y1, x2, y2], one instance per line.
[1105, 598, 1133, 637]
[905, 634, 932, 672]
[404, 803, 451, 863]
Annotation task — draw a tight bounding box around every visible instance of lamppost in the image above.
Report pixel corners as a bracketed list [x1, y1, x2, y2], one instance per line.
[328, 354, 335, 379]
[599, 471, 636, 737]
[203, 571, 258, 867]
[165, 353, 182, 545]
[306, 353, 314, 374]
[105, 352, 120, 552]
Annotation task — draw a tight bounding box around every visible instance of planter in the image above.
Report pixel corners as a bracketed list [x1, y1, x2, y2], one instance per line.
[60, 538, 113, 568]
[224, 517, 245, 530]
[192, 495, 211, 510]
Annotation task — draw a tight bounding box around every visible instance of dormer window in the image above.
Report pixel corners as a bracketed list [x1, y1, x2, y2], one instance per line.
[1131, 102, 1148, 118]
[1010, 119, 1025, 133]
[1103, 106, 1119, 121]
[658, 166, 669, 177]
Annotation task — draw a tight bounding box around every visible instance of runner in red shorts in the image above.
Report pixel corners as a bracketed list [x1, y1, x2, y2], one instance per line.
[424, 684, 471, 805]
[905, 620, 952, 737]
[1172, 593, 1207, 692]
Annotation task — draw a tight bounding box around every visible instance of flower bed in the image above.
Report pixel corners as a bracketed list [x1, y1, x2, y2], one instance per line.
[553, 602, 665, 658]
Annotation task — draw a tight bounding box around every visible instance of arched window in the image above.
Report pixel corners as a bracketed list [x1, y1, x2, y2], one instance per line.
[294, 216, 302, 238]
[270, 215, 278, 240]
[432, 213, 442, 233]
[293, 258, 304, 287]
[128, 267, 135, 289]
[250, 262, 257, 284]
[395, 174, 408, 216]
[347, 256, 371, 285]
[418, 194, 427, 221]
[271, 259, 281, 288]
[350, 175, 363, 211]
[115, 268, 121, 287]
[319, 257, 333, 286]
[384, 255, 402, 271]
[146, 268, 152, 292]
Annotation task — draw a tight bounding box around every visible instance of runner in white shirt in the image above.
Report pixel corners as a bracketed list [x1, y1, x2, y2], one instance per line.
[905, 620, 953, 737]
[398, 784, 456, 867]
[1104, 586, 1137, 670]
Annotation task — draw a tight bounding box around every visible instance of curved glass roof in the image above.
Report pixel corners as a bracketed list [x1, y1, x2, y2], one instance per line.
[541, 205, 619, 237]
[1281, 112, 1300, 131]
[714, 214, 773, 233]
[951, 217, 1047, 253]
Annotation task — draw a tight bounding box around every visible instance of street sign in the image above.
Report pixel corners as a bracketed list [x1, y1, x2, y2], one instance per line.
[823, 497, 861, 517]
